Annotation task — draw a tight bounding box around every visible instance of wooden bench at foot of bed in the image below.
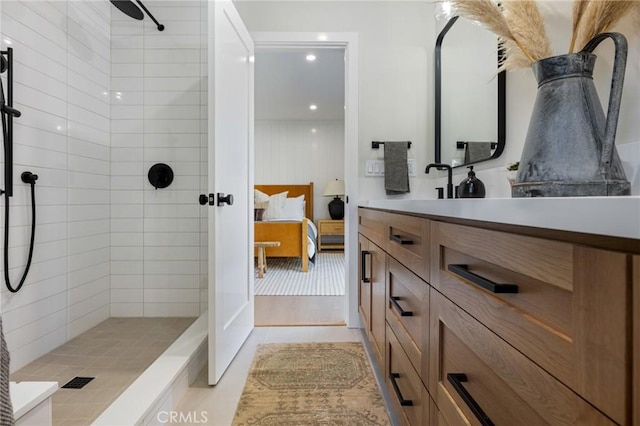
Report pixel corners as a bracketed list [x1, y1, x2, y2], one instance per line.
[254, 218, 309, 272]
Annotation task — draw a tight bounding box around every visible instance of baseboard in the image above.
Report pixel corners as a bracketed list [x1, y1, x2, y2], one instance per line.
[255, 321, 346, 327]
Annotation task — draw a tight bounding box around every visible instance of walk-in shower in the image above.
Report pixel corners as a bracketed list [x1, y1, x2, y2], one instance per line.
[1, 48, 38, 293]
[110, 0, 165, 31]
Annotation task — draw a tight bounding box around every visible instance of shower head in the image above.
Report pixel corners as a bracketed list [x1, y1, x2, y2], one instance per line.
[110, 0, 143, 20]
[110, 0, 164, 31]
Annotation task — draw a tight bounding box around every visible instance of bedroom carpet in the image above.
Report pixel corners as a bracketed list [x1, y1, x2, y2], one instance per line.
[254, 253, 345, 296]
[231, 342, 390, 426]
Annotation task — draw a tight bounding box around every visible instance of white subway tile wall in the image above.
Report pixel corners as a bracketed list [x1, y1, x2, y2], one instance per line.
[0, 0, 207, 372]
[0, 0, 111, 372]
[110, 0, 207, 318]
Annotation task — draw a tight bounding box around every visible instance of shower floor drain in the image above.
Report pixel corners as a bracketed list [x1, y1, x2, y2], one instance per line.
[61, 377, 94, 389]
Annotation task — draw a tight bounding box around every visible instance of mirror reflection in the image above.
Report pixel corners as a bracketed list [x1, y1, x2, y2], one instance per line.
[435, 16, 505, 167]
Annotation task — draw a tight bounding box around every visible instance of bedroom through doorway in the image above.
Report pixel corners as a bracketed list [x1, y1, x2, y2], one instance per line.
[252, 46, 347, 326]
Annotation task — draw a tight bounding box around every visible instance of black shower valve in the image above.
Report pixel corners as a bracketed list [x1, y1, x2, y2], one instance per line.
[21, 171, 38, 185]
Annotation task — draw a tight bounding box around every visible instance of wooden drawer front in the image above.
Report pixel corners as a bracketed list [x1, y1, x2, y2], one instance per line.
[359, 208, 386, 249]
[430, 291, 615, 426]
[385, 212, 430, 280]
[431, 221, 630, 424]
[321, 221, 344, 234]
[386, 324, 427, 426]
[386, 257, 429, 386]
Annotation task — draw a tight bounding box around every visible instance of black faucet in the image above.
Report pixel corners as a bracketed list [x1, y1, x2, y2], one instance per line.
[425, 163, 454, 199]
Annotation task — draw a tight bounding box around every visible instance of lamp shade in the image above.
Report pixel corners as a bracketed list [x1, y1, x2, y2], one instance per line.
[323, 179, 345, 197]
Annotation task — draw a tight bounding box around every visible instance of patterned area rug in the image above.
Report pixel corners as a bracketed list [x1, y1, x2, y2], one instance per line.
[255, 253, 345, 296]
[232, 342, 390, 426]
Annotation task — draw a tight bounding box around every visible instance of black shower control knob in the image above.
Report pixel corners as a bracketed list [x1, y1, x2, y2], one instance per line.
[21, 171, 38, 184]
[217, 193, 233, 206]
[199, 194, 208, 205]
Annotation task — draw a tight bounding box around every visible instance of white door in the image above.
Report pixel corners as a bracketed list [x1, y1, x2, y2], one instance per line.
[207, 0, 254, 385]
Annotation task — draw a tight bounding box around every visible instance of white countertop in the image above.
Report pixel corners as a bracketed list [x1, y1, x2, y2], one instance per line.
[10, 381, 58, 420]
[359, 197, 640, 240]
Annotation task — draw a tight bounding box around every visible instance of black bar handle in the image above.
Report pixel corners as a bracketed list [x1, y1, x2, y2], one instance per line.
[389, 373, 413, 406]
[389, 296, 413, 317]
[448, 264, 518, 294]
[361, 250, 371, 283]
[447, 373, 494, 426]
[390, 234, 413, 245]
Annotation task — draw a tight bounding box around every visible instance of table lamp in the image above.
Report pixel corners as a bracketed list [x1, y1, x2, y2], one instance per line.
[323, 179, 345, 220]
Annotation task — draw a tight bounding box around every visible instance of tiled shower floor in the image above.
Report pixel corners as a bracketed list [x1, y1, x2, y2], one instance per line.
[10, 317, 195, 425]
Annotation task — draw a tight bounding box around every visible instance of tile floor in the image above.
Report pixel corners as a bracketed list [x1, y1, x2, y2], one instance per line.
[10, 324, 397, 426]
[9, 317, 195, 425]
[172, 326, 397, 426]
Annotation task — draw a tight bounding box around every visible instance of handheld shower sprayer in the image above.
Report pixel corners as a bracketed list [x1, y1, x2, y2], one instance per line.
[1, 47, 38, 293]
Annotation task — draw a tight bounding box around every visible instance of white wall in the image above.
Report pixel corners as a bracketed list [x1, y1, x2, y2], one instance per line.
[237, 0, 639, 199]
[110, 0, 207, 317]
[255, 120, 344, 221]
[0, 0, 111, 372]
[235, 1, 435, 201]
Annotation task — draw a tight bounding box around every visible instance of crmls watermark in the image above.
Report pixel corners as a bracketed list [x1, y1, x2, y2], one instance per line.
[157, 411, 209, 424]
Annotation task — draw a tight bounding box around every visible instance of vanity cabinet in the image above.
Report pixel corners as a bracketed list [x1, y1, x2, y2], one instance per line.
[359, 209, 431, 426]
[431, 221, 631, 424]
[358, 206, 637, 425]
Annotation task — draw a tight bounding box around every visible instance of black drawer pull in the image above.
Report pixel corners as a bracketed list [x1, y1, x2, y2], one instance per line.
[389, 373, 413, 406]
[448, 264, 518, 294]
[389, 296, 413, 317]
[447, 373, 494, 426]
[390, 234, 414, 245]
[361, 250, 371, 283]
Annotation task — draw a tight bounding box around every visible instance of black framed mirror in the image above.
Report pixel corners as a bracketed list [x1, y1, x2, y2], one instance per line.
[435, 16, 506, 167]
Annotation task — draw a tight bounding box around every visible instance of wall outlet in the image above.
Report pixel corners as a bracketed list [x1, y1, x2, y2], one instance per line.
[365, 159, 417, 177]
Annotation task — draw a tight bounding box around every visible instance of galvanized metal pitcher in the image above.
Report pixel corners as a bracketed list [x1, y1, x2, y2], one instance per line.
[512, 32, 631, 197]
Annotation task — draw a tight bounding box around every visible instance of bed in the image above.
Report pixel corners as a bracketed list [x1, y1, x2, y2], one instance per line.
[254, 183, 316, 272]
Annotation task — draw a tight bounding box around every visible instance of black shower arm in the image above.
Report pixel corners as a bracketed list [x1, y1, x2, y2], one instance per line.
[135, 0, 164, 31]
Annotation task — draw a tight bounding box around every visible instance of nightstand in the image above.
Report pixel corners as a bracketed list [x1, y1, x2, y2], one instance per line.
[317, 219, 344, 252]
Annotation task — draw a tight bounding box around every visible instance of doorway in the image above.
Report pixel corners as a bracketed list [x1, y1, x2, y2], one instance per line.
[251, 33, 359, 327]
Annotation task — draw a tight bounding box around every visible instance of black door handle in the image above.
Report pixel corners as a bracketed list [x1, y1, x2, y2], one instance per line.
[389, 373, 413, 406]
[390, 234, 414, 245]
[447, 373, 494, 426]
[448, 264, 518, 294]
[361, 250, 371, 283]
[199, 194, 214, 206]
[389, 296, 413, 317]
[217, 193, 234, 206]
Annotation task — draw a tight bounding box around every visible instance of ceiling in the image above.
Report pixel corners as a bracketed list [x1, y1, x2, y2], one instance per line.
[254, 48, 346, 121]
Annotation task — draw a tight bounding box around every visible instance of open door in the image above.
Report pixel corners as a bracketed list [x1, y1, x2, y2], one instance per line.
[207, 0, 254, 385]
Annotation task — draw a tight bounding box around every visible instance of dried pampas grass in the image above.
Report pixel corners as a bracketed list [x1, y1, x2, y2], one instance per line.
[447, 0, 537, 63]
[573, 0, 638, 51]
[569, 0, 591, 52]
[444, 0, 638, 70]
[502, 0, 552, 62]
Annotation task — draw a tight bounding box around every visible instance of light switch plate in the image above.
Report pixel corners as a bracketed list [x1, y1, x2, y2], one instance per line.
[365, 159, 417, 177]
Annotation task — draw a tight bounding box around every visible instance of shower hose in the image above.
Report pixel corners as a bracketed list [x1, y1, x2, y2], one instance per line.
[1, 104, 37, 293]
[3, 178, 37, 293]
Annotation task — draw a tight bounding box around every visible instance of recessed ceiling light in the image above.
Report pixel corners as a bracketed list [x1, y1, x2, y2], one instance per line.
[309, 104, 317, 111]
[311, 128, 317, 133]
[306, 54, 316, 62]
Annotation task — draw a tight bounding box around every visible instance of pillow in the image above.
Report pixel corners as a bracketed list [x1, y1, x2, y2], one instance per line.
[254, 189, 270, 204]
[262, 191, 288, 220]
[280, 195, 305, 220]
